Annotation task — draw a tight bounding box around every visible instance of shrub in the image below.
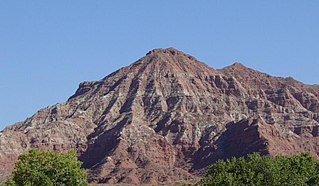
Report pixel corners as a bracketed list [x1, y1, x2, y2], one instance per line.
[201, 153, 319, 186]
[3, 148, 87, 186]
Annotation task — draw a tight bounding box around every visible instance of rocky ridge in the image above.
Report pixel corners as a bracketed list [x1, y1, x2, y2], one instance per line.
[1, 48, 319, 184]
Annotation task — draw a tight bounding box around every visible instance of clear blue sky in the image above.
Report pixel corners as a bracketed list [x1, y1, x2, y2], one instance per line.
[1, 1, 319, 130]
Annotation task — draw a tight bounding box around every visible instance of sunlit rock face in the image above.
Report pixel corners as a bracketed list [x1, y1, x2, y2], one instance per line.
[1, 48, 319, 184]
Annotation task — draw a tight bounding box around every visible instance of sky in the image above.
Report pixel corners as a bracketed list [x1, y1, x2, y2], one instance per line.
[1, 1, 319, 130]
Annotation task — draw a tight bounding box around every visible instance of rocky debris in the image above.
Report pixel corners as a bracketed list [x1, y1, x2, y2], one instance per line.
[0, 48, 319, 184]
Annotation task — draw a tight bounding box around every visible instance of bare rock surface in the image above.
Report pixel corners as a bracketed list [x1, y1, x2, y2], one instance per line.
[1, 48, 319, 184]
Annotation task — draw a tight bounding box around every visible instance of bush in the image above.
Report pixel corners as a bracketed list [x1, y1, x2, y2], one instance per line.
[3, 148, 87, 186]
[201, 153, 319, 186]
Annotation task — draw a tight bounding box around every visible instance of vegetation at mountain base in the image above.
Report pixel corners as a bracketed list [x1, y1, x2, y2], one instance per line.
[200, 153, 319, 186]
[1, 148, 87, 186]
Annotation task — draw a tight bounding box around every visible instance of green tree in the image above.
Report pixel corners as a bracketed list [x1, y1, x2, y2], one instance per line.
[201, 153, 319, 186]
[2, 148, 87, 186]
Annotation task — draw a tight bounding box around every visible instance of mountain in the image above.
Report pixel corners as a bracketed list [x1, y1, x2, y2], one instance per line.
[1, 48, 319, 184]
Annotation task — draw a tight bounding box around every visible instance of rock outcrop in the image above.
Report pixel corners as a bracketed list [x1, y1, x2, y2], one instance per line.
[1, 48, 319, 184]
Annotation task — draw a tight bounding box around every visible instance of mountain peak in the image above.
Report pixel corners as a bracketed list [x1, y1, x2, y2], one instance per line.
[146, 47, 180, 55]
[145, 47, 197, 61]
[222, 62, 250, 71]
[123, 47, 221, 77]
[231, 62, 246, 68]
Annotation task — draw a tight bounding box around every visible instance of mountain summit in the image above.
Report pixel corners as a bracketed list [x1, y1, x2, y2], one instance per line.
[1, 48, 319, 184]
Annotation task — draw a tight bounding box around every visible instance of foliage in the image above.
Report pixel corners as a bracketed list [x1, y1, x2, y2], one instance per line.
[1, 178, 16, 186]
[200, 152, 319, 186]
[2, 148, 87, 186]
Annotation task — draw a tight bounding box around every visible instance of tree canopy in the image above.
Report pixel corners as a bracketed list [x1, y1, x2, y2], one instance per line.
[3, 148, 87, 186]
[201, 153, 319, 186]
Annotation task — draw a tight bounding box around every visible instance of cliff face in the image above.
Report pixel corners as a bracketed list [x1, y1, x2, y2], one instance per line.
[1, 48, 319, 184]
